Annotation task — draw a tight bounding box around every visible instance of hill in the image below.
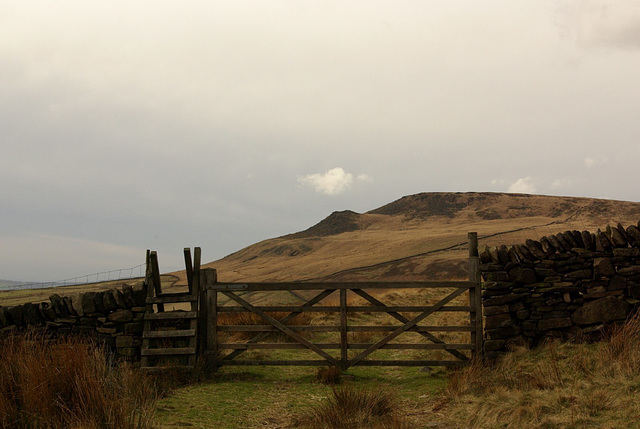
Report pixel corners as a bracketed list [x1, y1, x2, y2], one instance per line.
[200, 192, 640, 283]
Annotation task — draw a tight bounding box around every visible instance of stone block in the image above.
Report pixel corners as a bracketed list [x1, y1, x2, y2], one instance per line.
[613, 248, 640, 258]
[629, 284, 640, 299]
[486, 326, 520, 340]
[593, 258, 615, 278]
[483, 293, 527, 307]
[108, 309, 134, 323]
[484, 339, 506, 351]
[117, 347, 137, 357]
[103, 291, 119, 312]
[483, 304, 510, 316]
[124, 322, 144, 334]
[609, 276, 628, 290]
[509, 267, 537, 284]
[538, 317, 573, 331]
[485, 313, 513, 330]
[617, 266, 640, 277]
[116, 335, 135, 348]
[571, 296, 632, 326]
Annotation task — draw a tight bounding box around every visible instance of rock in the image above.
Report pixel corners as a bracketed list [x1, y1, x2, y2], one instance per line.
[124, 322, 144, 334]
[72, 293, 85, 317]
[593, 258, 616, 278]
[582, 231, 595, 250]
[629, 284, 640, 299]
[116, 335, 135, 348]
[613, 248, 640, 258]
[571, 296, 631, 326]
[486, 326, 520, 340]
[509, 267, 537, 284]
[82, 292, 98, 314]
[478, 245, 493, 263]
[525, 240, 546, 260]
[609, 276, 628, 290]
[485, 313, 513, 330]
[607, 225, 628, 248]
[566, 269, 592, 279]
[483, 271, 510, 282]
[516, 244, 535, 261]
[483, 293, 528, 307]
[555, 234, 573, 252]
[484, 340, 506, 351]
[103, 290, 119, 312]
[93, 292, 105, 313]
[483, 304, 510, 316]
[108, 309, 134, 323]
[23, 303, 43, 325]
[0, 306, 12, 327]
[539, 237, 555, 255]
[596, 230, 612, 251]
[618, 266, 640, 277]
[538, 317, 573, 331]
[571, 230, 586, 248]
[7, 305, 24, 327]
[626, 225, 640, 247]
[112, 289, 126, 309]
[497, 245, 510, 265]
[132, 283, 147, 306]
[121, 285, 136, 307]
[561, 232, 578, 248]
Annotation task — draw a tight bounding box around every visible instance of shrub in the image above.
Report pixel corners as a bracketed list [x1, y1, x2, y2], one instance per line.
[0, 330, 157, 429]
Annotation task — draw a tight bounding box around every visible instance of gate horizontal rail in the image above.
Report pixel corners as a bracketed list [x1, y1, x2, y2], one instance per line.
[197, 232, 483, 370]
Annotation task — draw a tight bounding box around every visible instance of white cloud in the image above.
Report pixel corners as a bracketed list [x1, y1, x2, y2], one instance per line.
[508, 177, 537, 194]
[299, 167, 366, 195]
[584, 156, 607, 168]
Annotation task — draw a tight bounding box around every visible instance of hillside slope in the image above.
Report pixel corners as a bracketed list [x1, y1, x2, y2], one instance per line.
[202, 192, 640, 283]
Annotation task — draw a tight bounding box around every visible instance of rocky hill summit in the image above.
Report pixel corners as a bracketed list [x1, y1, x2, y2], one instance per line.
[203, 192, 640, 283]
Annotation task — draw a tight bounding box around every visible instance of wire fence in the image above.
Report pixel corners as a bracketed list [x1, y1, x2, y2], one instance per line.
[3, 263, 147, 291]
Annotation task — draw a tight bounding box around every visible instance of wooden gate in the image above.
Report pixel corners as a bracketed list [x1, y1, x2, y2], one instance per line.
[198, 233, 483, 369]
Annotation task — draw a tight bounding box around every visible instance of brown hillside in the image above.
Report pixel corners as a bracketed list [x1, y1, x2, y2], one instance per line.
[199, 192, 640, 284]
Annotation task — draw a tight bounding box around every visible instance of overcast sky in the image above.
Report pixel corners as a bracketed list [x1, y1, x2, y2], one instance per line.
[1, 1, 640, 282]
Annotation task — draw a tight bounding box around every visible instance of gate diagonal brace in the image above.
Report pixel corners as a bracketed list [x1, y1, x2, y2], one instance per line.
[221, 289, 336, 362]
[349, 287, 469, 367]
[352, 289, 469, 362]
[222, 290, 340, 366]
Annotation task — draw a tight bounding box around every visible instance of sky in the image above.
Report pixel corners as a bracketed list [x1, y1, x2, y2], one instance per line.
[1, 1, 640, 282]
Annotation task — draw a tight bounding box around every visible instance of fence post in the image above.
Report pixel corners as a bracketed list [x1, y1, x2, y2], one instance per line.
[200, 268, 218, 369]
[468, 232, 483, 359]
[340, 288, 348, 371]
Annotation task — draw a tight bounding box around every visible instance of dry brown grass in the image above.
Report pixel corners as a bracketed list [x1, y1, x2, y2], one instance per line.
[0, 330, 157, 429]
[316, 366, 342, 385]
[441, 314, 640, 428]
[292, 386, 411, 429]
[217, 310, 316, 342]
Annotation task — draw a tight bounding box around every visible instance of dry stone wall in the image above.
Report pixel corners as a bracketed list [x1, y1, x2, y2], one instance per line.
[480, 222, 640, 359]
[0, 283, 147, 361]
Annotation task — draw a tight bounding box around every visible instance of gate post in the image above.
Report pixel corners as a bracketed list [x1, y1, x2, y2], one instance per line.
[199, 268, 218, 369]
[468, 232, 483, 359]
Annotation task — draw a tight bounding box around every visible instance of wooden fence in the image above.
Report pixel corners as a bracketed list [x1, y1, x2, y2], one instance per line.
[199, 232, 482, 369]
[142, 233, 482, 370]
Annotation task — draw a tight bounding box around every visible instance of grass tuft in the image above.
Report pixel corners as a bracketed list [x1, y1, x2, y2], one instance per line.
[316, 366, 342, 385]
[293, 386, 410, 429]
[442, 314, 640, 428]
[0, 330, 157, 429]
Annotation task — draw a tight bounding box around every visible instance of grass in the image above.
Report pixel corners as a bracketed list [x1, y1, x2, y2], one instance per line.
[0, 330, 157, 429]
[154, 364, 447, 428]
[441, 313, 640, 428]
